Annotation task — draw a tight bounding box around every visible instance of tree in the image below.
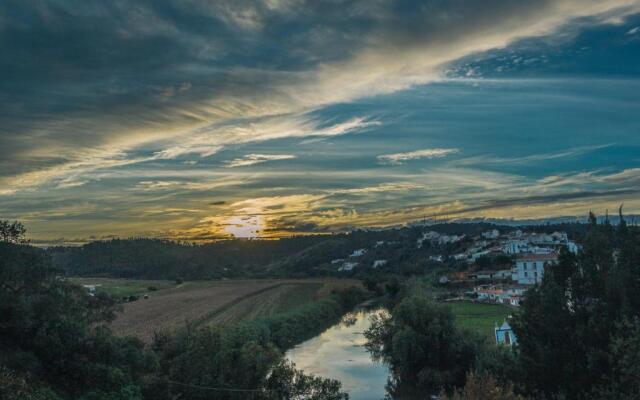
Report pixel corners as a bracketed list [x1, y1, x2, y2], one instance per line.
[441, 371, 527, 400]
[365, 288, 479, 396]
[0, 220, 27, 244]
[587, 319, 640, 400]
[512, 214, 640, 399]
[0, 240, 154, 398]
[264, 360, 348, 400]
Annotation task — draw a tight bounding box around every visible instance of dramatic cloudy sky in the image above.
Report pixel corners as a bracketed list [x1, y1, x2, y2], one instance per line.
[2, 0, 640, 243]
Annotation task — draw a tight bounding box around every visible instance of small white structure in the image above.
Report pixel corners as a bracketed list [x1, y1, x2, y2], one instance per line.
[429, 255, 443, 262]
[482, 229, 500, 239]
[507, 296, 522, 307]
[350, 249, 367, 257]
[372, 259, 387, 268]
[331, 259, 345, 264]
[495, 321, 517, 346]
[514, 253, 559, 284]
[339, 262, 358, 272]
[417, 231, 465, 248]
[439, 275, 449, 284]
[470, 250, 490, 261]
[82, 284, 101, 297]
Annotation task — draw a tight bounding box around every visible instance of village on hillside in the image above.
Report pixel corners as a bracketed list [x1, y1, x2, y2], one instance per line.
[333, 227, 579, 309]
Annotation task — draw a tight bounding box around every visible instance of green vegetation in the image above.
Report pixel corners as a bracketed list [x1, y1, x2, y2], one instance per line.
[446, 301, 514, 338]
[442, 372, 525, 400]
[47, 222, 523, 280]
[365, 284, 482, 397]
[0, 223, 367, 399]
[204, 282, 325, 326]
[70, 277, 175, 298]
[512, 211, 640, 399]
[0, 241, 153, 400]
[365, 212, 640, 400]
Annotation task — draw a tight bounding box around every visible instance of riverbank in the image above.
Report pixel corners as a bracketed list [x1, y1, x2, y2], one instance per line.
[286, 308, 390, 400]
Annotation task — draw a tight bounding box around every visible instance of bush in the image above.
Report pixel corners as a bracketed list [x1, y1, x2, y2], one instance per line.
[441, 371, 526, 400]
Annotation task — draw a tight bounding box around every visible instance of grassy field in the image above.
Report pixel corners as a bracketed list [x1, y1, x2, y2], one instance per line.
[69, 277, 175, 298]
[445, 301, 516, 339]
[74, 278, 360, 343]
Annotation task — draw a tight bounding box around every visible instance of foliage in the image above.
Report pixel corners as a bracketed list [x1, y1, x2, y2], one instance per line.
[445, 302, 514, 339]
[0, 366, 62, 400]
[512, 212, 640, 399]
[441, 371, 526, 400]
[2, 235, 357, 399]
[265, 360, 349, 400]
[0, 220, 28, 244]
[148, 298, 354, 400]
[365, 285, 480, 396]
[0, 242, 155, 399]
[586, 319, 640, 400]
[47, 223, 517, 280]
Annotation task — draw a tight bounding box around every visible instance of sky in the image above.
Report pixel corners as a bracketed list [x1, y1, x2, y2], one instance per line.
[1, 0, 640, 244]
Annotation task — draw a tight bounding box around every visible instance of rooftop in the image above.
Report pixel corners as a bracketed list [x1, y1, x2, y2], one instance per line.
[516, 252, 558, 262]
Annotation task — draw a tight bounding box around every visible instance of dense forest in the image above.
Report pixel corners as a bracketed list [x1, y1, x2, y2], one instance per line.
[48, 222, 527, 280]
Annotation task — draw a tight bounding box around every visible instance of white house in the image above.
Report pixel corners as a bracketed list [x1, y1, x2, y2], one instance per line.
[339, 262, 358, 272]
[504, 240, 526, 254]
[482, 229, 500, 239]
[514, 252, 559, 284]
[350, 249, 367, 257]
[507, 296, 522, 307]
[372, 259, 387, 268]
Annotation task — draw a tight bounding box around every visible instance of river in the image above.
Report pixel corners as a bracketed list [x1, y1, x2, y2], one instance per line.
[285, 309, 390, 400]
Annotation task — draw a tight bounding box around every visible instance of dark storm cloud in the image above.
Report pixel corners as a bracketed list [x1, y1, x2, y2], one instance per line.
[2, 0, 638, 187]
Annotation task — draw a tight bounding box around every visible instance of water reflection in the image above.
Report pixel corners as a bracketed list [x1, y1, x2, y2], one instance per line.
[285, 309, 390, 400]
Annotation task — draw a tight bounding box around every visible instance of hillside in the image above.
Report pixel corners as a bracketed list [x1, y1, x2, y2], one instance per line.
[49, 222, 522, 280]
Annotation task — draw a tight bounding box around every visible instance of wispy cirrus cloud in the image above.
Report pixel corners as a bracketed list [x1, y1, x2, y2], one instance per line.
[225, 154, 296, 168]
[456, 144, 614, 167]
[152, 115, 380, 161]
[377, 148, 460, 165]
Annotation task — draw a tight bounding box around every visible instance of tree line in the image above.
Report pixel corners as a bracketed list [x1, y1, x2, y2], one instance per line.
[48, 222, 523, 280]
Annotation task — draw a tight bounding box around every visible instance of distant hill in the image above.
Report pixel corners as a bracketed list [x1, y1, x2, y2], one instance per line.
[48, 221, 591, 280]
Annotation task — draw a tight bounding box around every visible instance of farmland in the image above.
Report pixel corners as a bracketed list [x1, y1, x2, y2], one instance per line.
[445, 301, 515, 339]
[69, 277, 175, 298]
[75, 278, 360, 343]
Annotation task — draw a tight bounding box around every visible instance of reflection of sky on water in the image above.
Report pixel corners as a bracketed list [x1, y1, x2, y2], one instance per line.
[285, 310, 389, 400]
